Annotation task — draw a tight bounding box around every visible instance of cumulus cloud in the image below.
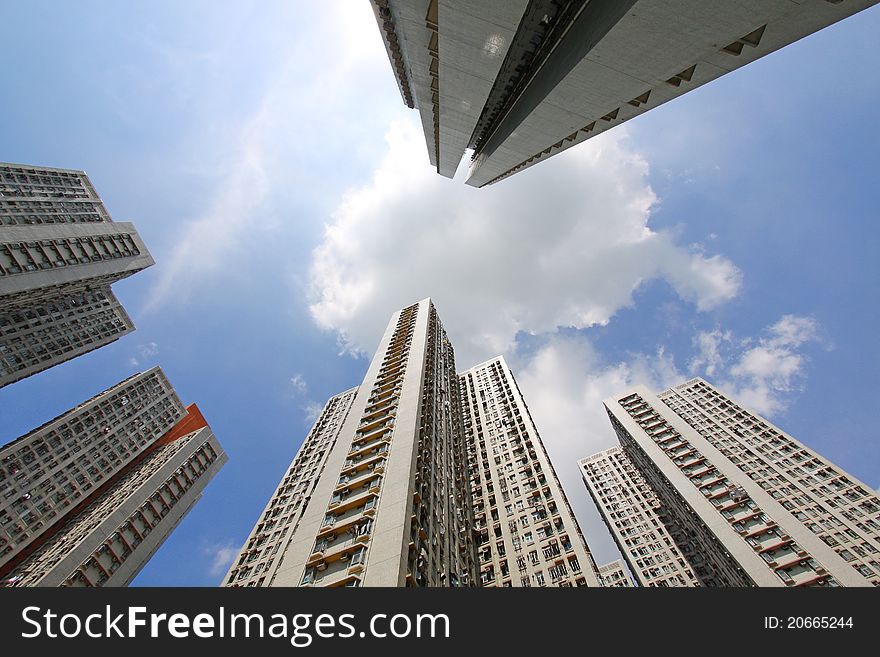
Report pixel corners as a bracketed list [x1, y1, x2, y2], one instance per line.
[302, 401, 324, 425]
[203, 541, 238, 579]
[514, 334, 685, 471]
[308, 120, 741, 367]
[690, 315, 820, 417]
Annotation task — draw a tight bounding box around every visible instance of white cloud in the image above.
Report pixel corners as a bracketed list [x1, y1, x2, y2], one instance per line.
[143, 121, 270, 311]
[289, 374, 308, 396]
[308, 119, 741, 368]
[514, 334, 685, 470]
[288, 374, 325, 426]
[688, 328, 732, 377]
[302, 401, 323, 425]
[690, 315, 820, 417]
[127, 342, 160, 367]
[203, 541, 238, 579]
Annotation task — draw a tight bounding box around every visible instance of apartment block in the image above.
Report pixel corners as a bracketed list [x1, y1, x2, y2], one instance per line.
[460, 356, 600, 587]
[603, 384, 874, 586]
[224, 387, 359, 587]
[659, 378, 880, 585]
[597, 559, 632, 587]
[227, 299, 479, 587]
[0, 162, 153, 387]
[580, 446, 700, 587]
[0, 367, 226, 586]
[370, 0, 878, 186]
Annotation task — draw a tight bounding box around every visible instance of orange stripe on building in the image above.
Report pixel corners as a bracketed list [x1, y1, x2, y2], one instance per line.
[155, 403, 209, 445]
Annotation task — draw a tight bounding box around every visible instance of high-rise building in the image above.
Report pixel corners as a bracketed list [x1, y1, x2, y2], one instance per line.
[370, 0, 878, 186]
[226, 301, 603, 587]
[600, 380, 878, 586]
[227, 299, 479, 587]
[659, 378, 880, 585]
[596, 559, 633, 587]
[459, 356, 600, 586]
[0, 366, 227, 586]
[580, 446, 700, 587]
[224, 387, 360, 587]
[0, 162, 154, 387]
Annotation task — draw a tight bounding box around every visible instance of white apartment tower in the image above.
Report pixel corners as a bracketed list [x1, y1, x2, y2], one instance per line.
[658, 378, 880, 585]
[459, 356, 600, 587]
[226, 299, 479, 587]
[602, 382, 876, 586]
[370, 0, 878, 186]
[224, 387, 360, 587]
[580, 446, 701, 587]
[0, 162, 153, 387]
[0, 367, 226, 586]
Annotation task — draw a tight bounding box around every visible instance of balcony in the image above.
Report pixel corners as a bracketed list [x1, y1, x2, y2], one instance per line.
[329, 488, 379, 515]
[679, 455, 705, 470]
[317, 501, 377, 539]
[309, 533, 370, 568]
[334, 470, 381, 497]
[373, 378, 401, 395]
[339, 454, 386, 478]
[348, 438, 391, 460]
[360, 403, 395, 424]
[367, 386, 399, 406]
[356, 416, 395, 439]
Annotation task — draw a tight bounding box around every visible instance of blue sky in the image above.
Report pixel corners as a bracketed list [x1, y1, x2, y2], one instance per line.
[1, 2, 878, 585]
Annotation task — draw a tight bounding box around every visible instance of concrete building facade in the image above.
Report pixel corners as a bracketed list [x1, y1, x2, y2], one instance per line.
[0, 162, 153, 387]
[601, 383, 875, 586]
[0, 367, 226, 586]
[371, 1, 878, 186]
[227, 299, 479, 587]
[580, 445, 700, 587]
[224, 387, 360, 587]
[659, 378, 880, 585]
[460, 356, 600, 586]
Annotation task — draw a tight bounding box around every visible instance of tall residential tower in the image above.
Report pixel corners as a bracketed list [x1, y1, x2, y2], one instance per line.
[226, 299, 479, 587]
[0, 367, 226, 586]
[580, 445, 700, 587]
[370, 0, 878, 186]
[0, 162, 153, 387]
[459, 356, 600, 586]
[591, 379, 879, 586]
